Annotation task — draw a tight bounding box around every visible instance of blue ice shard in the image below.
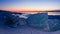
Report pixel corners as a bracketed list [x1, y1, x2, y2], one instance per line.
[26, 12, 49, 31]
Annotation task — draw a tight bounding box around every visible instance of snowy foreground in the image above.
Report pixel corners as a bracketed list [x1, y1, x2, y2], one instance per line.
[0, 25, 60, 34]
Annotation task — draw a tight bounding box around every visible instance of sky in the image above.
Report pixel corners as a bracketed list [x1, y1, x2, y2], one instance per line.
[0, 0, 60, 15]
[0, 0, 60, 11]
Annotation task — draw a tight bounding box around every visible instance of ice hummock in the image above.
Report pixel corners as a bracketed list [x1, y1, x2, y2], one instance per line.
[26, 12, 50, 31]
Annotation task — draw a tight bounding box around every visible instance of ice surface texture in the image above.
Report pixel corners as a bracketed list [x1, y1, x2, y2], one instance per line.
[27, 13, 60, 32]
[0, 10, 60, 32]
[0, 11, 29, 27]
[27, 12, 49, 31]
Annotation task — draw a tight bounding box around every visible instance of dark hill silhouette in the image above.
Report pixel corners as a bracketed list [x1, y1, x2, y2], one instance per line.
[46, 10, 60, 12]
[0, 10, 22, 14]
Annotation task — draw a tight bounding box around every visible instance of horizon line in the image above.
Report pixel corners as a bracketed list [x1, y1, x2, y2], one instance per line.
[0, 10, 60, 12]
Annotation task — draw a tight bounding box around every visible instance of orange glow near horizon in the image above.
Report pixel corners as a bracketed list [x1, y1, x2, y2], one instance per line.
[0, 8, 60, 15]
[0, 8, 60, 14]
[1, 8, 60, 11]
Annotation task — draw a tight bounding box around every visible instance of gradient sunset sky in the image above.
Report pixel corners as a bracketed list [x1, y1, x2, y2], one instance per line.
[0, 0, 60, 15]
[0, 0, 60, 11]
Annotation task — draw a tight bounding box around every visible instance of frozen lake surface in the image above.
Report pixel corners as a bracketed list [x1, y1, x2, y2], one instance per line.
[0, 25, 60, 34]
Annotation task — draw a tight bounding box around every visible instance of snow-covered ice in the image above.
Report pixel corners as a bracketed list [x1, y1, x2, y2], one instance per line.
[0, 25, 60, 34]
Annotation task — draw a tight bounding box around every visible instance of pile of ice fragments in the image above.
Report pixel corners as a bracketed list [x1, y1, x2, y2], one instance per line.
[0, 11, 60, 32]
